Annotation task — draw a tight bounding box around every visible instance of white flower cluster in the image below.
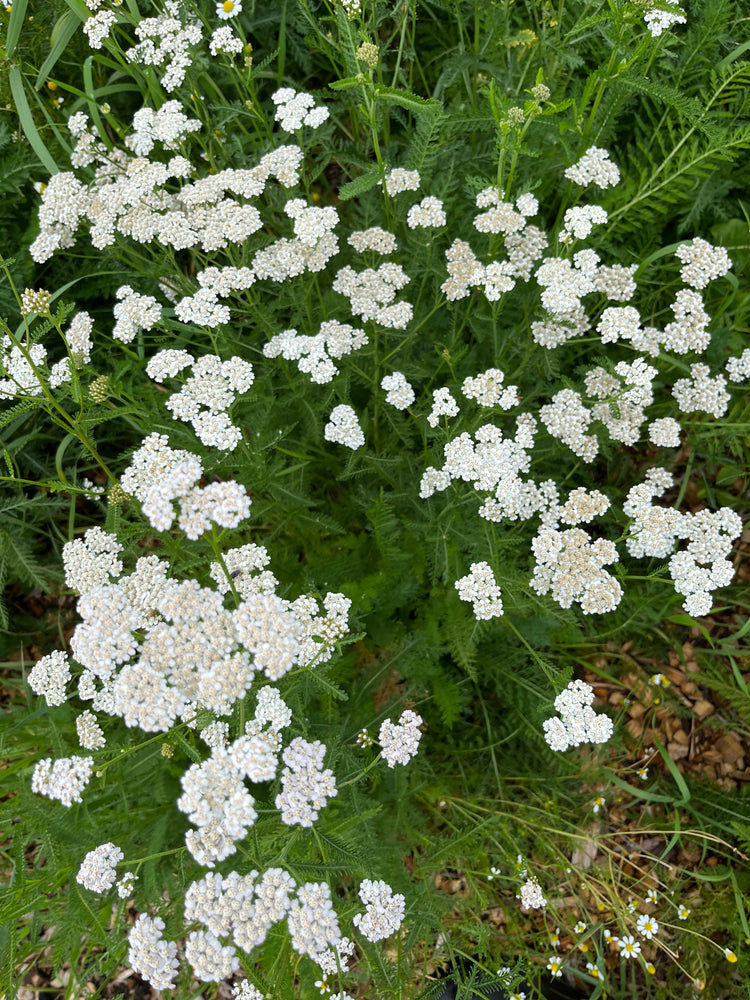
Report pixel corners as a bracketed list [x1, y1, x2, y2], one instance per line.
[562, 204, 608, 241]
[125, 101, 201, 156]
[675, 237, 732, 289]
[285, 196, 338, 244]
[83, 8, 116, 48]
[76, 842, 123, 892]
[672, 363, 729, 418]
[185, 929, 240, 982]
[587, 358, 657, 446]
[28, 650, 71, 707]
[209, 541, 278, 599]
[406, 196, 446, 229]
[120, 433, 250, 537]
[441, 239, 485, 300]
[289, 881, 343, 959]
[77, 709, 106, 750]
[726, 348, 750, 383]
[542, 679, 614, 751]
[662, 289, 711, 353]
[31, 755, 93, 807]
[125, 1, 202, 92]
[263, 321, 367, 384]
[348, 227, 398, 254]
[461, 368, 519, 409]
[378, 710, 423, 767]
[317, 937, 356, 976]
[156, 353, 255, 450]
[474, 189, 526, 237]
[531, 526, 622, 614]
[518, 877, 547, 909]
[178, 751, 258, 866]
[176, 265, 256, 327]
[116, 872, 137, 898]
[643, 0, 686, 37]
[324, 404, 365, 449]
[352, 879, 406, 942]
[275, 738, 338, 827]
[65, 311, 94, 362]
[210, 24, 243, 55]
[648, 416, 681, 447]
[384, 168, 420, 196]
[271, 88, 329, 132]
[0, 328, 85, 399]
[564, 146, 621, 189]
[112, 285, 161, 344]
[624, 469, 741, 616]
[540, 389, 598, 461]
[557, 487, 611, 526]
[127, 914, 180, 991]
[423, 415, 540, 518]
[455, 561, 504, 619]
[532, 253, 595, 347]
[30, 111, 300, 267]
[63, 525, 123, 594]
[427, 387, 460, 428]
[333, 263, 413, 328]
[381, 371, 415, 410]
[232, 983, 265, 1000]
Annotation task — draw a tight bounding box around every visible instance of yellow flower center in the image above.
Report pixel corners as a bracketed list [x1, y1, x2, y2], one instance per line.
[222, 1, 234, 11]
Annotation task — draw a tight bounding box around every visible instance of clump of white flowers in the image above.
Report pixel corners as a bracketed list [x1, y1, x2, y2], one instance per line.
[275, 738, 338, 827]
[564, 146, 621, 189]
[28, 650, 71, 707]
[623, 468, 742, 617]
[383, 167, 420, 196]
[264, 321, 367, 385]
[643, 0, 686, 37]
[531, 526, 622, 615]
[381, 371, 416, 409]
[31, 755, 93, 807]
[324, 404, 365, 449]
[518, 877, 547, 910]
[77, 842, 124, 892]
[271, 88, 329, 132]
[352, 879, 406, 942]
[543, 680, 614, 752]
[333, 262, 413, 328]
[378, 710, 423, 767]
[406, 196, 446, 229]
[127, 914, 180, 991]
[455, 561, 504, 619]
[427, 387, 460, 427]
[152, 353, 255, 451]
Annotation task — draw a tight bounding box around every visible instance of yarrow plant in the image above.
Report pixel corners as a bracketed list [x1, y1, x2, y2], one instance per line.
[2, 0, 748, 997]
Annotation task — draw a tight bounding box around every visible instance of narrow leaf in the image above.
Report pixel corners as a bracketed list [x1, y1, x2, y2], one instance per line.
[5, 0, 29, 57]
[8, 67, 58, 175]
[35, 11, 84, 90]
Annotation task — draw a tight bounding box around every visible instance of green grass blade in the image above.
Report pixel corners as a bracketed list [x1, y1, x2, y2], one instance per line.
[8, 67, 58, 174]
[35, 10, 83, 90]
[5, 0, 28, 57]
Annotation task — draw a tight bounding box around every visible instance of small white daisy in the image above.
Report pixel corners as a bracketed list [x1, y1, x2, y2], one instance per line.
[636, 914, 659, 940]
[546, 956, 563, 978]
[619, 935, 641, 959]
[216, 0, 241, 18]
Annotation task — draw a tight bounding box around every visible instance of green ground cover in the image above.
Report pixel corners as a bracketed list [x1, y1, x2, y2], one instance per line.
[0, 1, 749, 998]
